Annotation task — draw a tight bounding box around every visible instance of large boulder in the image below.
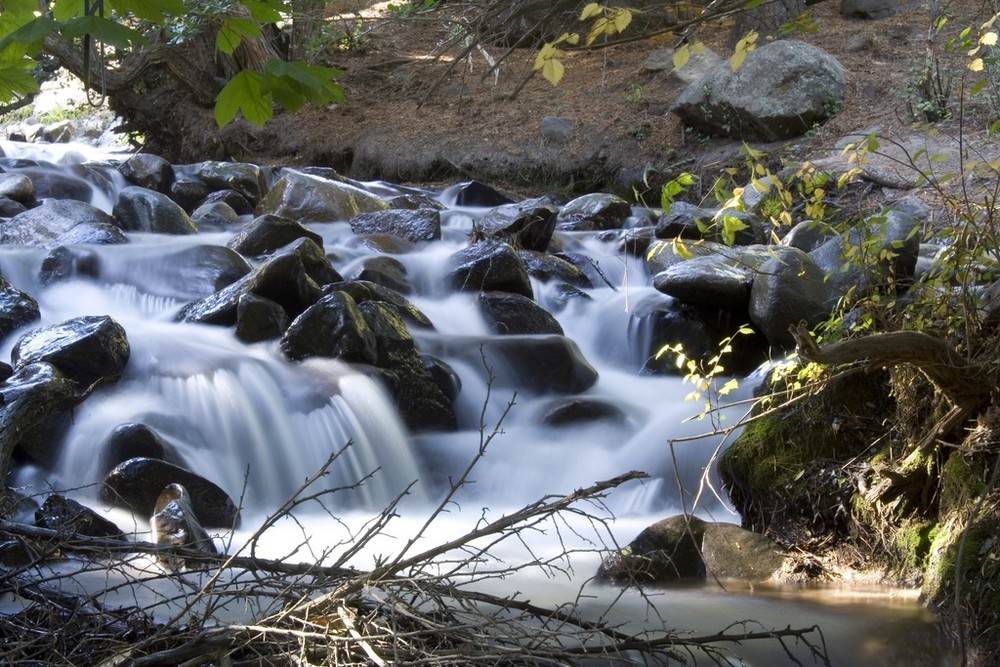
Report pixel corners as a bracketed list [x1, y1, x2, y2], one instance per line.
[177, 238, 338, 326]
[119, 153, 174, 193]
[421, 334, 598, 395]
[0, 362, 79, 466]
[653, 253, 754, 309]
[11, 315, 130, 386]
[449, 240, 533, 298]
[478, 291, 564, 335]
[749, 246, 833, 349]
[112, 185, 198, 234]
[476, 196, 559, 252]
[0, 199, 123, 245]
[100, 457, 239, 528]
[280, 291, 378, 364]
[34, 494, 125, 540]
[671, 40, 846, 141]
[556, 193, 632, 232]
[105, 244, 252, 301]
[191, 161, 269, 204]
[349, 208, 442, 242]
[227, 214, 324, 256]
[596, 515, 788, 585]
[0, 276, 40, 339]
[256, 170, 388, 223]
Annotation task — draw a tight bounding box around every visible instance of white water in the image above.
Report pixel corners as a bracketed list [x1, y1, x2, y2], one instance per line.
[0, 141, 958, 665]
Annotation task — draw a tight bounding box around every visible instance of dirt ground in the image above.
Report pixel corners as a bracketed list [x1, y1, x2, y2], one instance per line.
[261, 0, 999, 202]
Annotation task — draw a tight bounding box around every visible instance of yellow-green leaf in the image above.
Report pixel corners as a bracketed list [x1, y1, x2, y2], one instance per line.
[541, 57, 565, 85]
[969, 57, 985, 72]
[580, 2, 603, 20]
[673, 44, 691, 69]
[611, 8, 632, 33]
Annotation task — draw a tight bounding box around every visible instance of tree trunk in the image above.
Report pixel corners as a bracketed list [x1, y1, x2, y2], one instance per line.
[43, 22, 278, 162]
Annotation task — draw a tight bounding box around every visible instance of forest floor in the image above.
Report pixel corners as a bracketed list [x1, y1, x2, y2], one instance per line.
[261, 0, 1000, 207]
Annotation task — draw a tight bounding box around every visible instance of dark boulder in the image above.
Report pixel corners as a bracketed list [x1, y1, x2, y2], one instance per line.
[1, 199, 120, 245]
[100, 457, 239, 528]
[348, 256, 413, 294]
[421, 334, 598, 395]
[540, 398, 628, 427]
[327, 280, 433, 329]
[0, 173, 36, 205]
[653, 254, 754, 309]
[102, 422, 172, 473]
[193, 161, 269, 204]
[556, 193, 632, 231]
[359, 301, 457, 432]
[441, 180, 515, 207]
[191, 201, 241, 230]
[349, 208, 442, 242]
[256, 170, 388, 222]
[597, 515, 787, 585]
[236, 292, 290, 343]
[476, 196, 559, 252]
[749, 246, 835, 349]
[518, 250, 593, 287]
[39, 246, 100, 285]
[478, 291, 564, 335]
[280, 291, 378, 364]
[34, 494, 125, 540]
[0, 362, 78, 467]
[0, 276, 39, 339]
[227, 214, 324, 256]
[119, 153, 174, 193]
[11, 315, 129, 386]
[112, 185, 198, 234]
[449, 240, 533, 298]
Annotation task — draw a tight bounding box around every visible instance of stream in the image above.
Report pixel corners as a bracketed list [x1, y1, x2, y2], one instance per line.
[0, 139, 958, 665]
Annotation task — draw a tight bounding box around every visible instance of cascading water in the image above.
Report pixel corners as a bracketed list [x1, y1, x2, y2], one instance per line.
[0, 141, 958, 665]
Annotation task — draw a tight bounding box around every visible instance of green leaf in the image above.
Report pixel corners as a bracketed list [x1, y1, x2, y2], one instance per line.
[62, 16, 148, 48]
[216, 16, 262, 55]
[242, 0, 288, 23]
[262, 59, 344, 111]
[215, 69, 272, 127]
[0, 16, 60, 54]
[0, 60, 40, 101]
[51, 0, 85, 22]
[109, 0, 187, 22]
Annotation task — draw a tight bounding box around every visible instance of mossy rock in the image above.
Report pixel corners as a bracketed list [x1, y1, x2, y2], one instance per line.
[719, 370, 894, 540]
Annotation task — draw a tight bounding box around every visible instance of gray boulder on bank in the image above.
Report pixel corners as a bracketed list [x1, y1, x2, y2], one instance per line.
[671, 40, 846, 141]
[597, 515, 787, 584]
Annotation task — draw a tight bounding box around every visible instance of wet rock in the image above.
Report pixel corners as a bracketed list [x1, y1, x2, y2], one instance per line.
[596, 515, 787, 584]
[227, 213, 323, 256]
[112, 185, 198, 234]
[119, 153, 174, 193]
[359, 301, 457, 432]
[170, 178, 210, 211]
[151, 483, 219, 570]
[347, 232, 416, 254]
[39, 246, 99, 285]
[441, 180, 514, 207]
[0, 173, 36, 205]
[749, 246, 833, 349]
[809, 209, 919, 302]
[177, 239, 335, 325]
[16, 167, 93, 202]
[191, 201, 241, 230]
[0, 276, 39, 339]
[0, 362, 78, 466]
[200, 188, 254, 215]
[0, 197, 27, 217]
[12, 315, 129, 386]
[34, 494, 125, 540]
[327, 280, 433, 329]
[257, 170, 388, 223]
[280, 290, 378, 364]
[653, 254, 753, 309]
[421, 334, 598, 395]
[52, 222, 128, 245]
[119, 244, 252, 301]
[478, 291, 564, 335]
[100, 457, 239, 528]
[349, 208, 441, 242]
[476, 196, 559, 252]
[540, 398, 628, 427]
[102, 422, 171, 472]
[672, 40, 845, 141]
[236, 292, 290, 342]
[655, 201, 715, 240]
[518, 249, 594, 287]
[192, 161, 269, 204]
[449, 240, 533, 298]
[556, 193, 632, 232]
[349, 256, 413, 294]
[1, 199, 120, 245]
